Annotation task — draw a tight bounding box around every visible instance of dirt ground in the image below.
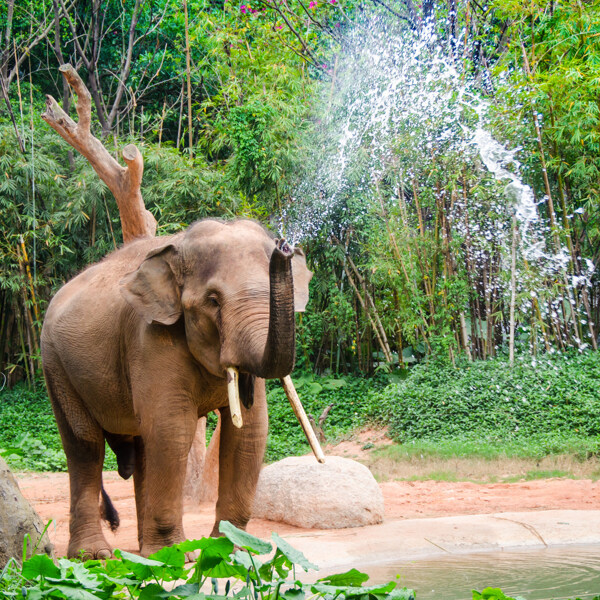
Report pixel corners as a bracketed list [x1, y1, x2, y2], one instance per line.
[15, 431, 600, 558]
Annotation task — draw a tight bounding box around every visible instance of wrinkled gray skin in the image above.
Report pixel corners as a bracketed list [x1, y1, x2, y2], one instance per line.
[41, 219, 312, 559]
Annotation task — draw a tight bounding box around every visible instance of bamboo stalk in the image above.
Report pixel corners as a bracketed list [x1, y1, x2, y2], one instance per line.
[343, 264, 392, 363]
[345, 252, 392, 361]
[15, 243, 39, 362]
[509, 215, 518, 366]
[18, 236, 40, 325]
[184, 0, 193, 157]
[14, 302, 31, 388]
[532, 296, 551, 352]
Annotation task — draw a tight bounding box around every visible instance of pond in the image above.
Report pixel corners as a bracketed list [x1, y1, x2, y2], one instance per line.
[365, 545, 600, 600]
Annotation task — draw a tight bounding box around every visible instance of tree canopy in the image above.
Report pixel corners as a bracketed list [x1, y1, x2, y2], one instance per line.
[1, 0, 599, 384]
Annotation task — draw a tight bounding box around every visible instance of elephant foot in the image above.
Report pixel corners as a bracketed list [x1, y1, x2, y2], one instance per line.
[68, 534, 112, 560]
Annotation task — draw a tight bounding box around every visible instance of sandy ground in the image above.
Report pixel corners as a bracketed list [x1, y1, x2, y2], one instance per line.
[16, 470, 600, 560]
[13, 429, 600, 563]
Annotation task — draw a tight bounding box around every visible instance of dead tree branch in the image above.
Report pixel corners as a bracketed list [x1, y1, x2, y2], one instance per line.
[41, 64, 156, 242]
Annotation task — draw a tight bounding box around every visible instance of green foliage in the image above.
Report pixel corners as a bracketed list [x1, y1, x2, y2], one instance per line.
[0, 383, 65, 470]
[0, 433, 66, 472]
[472, 589, 526, 600]
[265, 373, 388, 461]
[375, 352, 600, 446]
[0, 522, 414, 600]
[0, 381, 117, 472]
[3, 352, 600, 470]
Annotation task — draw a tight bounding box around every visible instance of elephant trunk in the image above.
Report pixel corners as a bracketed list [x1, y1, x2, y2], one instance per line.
[253, 239, 296, 379]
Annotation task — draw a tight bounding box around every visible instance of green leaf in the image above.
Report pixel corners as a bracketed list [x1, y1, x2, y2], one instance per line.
[271, 533, 318, 572]
[114, 549, 164, 567]
[197, 537, 235, 572]
[472, 589, 518, 600]
[280, 588, 306, 600]
[50, 585, 104, 600]
[322, 378, 346, 390]
[232, 550, 253, 571]
[113, 549, 164, 580]
[317, 568, 369, 586]
[218, 521, 272, 555]
[149, 545, 186, 568]
[311, 581, 397, 597]
[22, 554, 61, 579]
[305, 382, 323, 395]
[139, 583, 169, 600]
[170, 583, 203, 597]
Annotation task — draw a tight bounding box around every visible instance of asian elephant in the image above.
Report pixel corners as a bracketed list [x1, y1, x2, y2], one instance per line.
[41, 219, 312, 559]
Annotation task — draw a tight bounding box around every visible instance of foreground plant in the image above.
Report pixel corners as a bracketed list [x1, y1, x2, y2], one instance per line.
[472, 588, 600, 600]
[0, 521, 414, 600]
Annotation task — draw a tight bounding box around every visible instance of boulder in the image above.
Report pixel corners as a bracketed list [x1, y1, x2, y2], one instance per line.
[252, 455, 384, 529]
[0, 457, 53, 567]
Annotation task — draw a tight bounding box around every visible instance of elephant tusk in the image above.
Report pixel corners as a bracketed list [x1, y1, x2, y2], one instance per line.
[281, 375, 326, 464]
[226, 367, 243, 429]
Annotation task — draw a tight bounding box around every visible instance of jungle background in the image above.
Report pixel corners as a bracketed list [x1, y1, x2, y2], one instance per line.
[1, 0, 600, 471]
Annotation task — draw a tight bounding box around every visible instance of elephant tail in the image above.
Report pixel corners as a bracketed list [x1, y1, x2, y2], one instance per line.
[101, 484, 120, 532]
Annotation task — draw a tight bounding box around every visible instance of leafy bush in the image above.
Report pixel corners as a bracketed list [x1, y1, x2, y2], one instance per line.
[374, 352, 600, 447]
[0, 521, 414, 600]
[0, 381, 117, 471]
[0, 433, 66, 472]
[0, 384, 67, 471]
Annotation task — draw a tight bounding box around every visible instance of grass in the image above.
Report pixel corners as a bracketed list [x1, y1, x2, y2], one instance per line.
[369, 435, 600, 462]
[354, 437, 600, 483]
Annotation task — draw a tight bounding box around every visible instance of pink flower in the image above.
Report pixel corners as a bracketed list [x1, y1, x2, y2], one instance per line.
[276, 24, 283, 29]
[240, 4, 248, 12]
[309, 1, 317, 7]
[329, 0, 337, 4]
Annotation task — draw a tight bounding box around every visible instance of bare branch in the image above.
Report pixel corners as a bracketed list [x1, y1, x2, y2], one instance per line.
[369, 0, 415, 27]
[42, 64, 156, 243]
[268, 3, 321, 66]
[5, 6, 59, 86]
[106, 0, 142, 130]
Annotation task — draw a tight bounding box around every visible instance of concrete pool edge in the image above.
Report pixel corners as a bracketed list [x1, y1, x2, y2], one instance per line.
[279, 510, 600, 573]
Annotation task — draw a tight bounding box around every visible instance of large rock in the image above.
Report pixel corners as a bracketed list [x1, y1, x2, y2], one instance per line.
[0, 457, 53, 567]
[252, 456, 384, 529]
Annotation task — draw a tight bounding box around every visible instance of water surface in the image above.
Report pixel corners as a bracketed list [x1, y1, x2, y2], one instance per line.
[366, 546, 600, 600]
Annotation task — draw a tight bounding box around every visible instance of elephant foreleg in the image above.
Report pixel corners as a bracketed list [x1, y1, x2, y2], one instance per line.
[211, 379, 268, 536]
[137, 403, 197, 556]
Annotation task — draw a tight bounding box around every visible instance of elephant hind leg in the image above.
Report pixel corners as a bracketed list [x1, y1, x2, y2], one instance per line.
[43, 363, 112, 559]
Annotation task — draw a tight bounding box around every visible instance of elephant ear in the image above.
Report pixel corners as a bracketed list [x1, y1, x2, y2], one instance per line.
[291, 247, 312, 312]
[120, 244, 182, 325]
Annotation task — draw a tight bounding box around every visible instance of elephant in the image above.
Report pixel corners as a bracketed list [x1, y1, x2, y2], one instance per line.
[41, 219, 312, 559]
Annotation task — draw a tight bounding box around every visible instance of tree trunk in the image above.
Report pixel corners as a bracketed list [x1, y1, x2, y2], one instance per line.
[0, 457, 53, 567]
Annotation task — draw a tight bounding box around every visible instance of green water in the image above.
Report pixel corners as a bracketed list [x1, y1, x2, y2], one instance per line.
[365, 546, 600, 600]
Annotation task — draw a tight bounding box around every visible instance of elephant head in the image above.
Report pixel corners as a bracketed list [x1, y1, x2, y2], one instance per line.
[119, 219, 311, 410]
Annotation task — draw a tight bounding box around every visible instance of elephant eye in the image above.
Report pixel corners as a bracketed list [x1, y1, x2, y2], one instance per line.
[207, 294, 220, 308]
